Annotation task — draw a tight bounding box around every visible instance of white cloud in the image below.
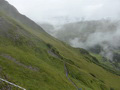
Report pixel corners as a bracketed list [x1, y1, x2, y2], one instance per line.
[6, 0, 120, 24]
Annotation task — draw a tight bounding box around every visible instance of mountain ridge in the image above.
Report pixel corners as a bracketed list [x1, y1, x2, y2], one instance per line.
[0, 0, 45, 32]
[0, 0, 120, 90]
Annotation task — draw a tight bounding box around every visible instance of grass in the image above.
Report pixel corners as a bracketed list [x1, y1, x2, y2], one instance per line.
[0, 9, 120, 90]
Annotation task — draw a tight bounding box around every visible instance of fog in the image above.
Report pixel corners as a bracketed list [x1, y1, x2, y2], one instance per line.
[7, 0, 120, 24]
[6, 0, 120, 60]
[40, 20, 120, 60]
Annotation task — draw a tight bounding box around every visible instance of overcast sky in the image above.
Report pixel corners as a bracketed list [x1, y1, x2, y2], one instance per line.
[7, 0, 120, 24]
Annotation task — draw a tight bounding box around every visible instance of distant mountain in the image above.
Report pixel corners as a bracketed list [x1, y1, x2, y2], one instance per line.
[54, 20, 120, 69]
[39, 23, 55, 34]
[0, 0, 120, 90]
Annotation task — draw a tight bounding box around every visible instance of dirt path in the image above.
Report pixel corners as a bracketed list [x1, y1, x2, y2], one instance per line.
[64, 63, 79, 90]
[0, 77, 26, 90]
[0, 54, 38, 71]
[48, 50, 79, 89]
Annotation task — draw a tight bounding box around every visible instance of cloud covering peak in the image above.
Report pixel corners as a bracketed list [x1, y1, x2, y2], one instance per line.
[7, 0, 120, 24]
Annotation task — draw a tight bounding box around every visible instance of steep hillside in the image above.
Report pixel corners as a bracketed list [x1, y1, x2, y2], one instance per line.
[0, 0, 120, 90]
[53, 20, 120, 70]
[0, 0, 44, 32]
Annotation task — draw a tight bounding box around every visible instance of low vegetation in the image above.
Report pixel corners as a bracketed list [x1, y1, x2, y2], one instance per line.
[0, 0, 120, 90]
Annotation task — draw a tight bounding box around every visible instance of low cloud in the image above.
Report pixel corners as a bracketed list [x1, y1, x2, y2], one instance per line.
[7, 0, 120, 24]
[51, 20, 120, 60]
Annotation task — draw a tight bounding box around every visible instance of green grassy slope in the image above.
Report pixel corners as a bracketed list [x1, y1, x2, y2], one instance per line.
[0, 1, 120, 90]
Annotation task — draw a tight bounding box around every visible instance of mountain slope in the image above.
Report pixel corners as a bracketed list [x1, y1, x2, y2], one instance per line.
[53, 20, 120, 70]
[0, 0, 120, 90]
[0, 0, 44, 32]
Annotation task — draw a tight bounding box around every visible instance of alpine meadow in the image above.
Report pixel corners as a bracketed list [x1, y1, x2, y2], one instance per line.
[0, 0, 120, 90]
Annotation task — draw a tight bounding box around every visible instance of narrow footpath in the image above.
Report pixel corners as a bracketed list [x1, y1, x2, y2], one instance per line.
[0, 78, 26, 90]
[64, 63, 79, 90]
[48, 50, 80, 90]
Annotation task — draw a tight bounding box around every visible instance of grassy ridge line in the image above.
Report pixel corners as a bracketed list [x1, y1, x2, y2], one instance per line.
[90, 53, 120, 75]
